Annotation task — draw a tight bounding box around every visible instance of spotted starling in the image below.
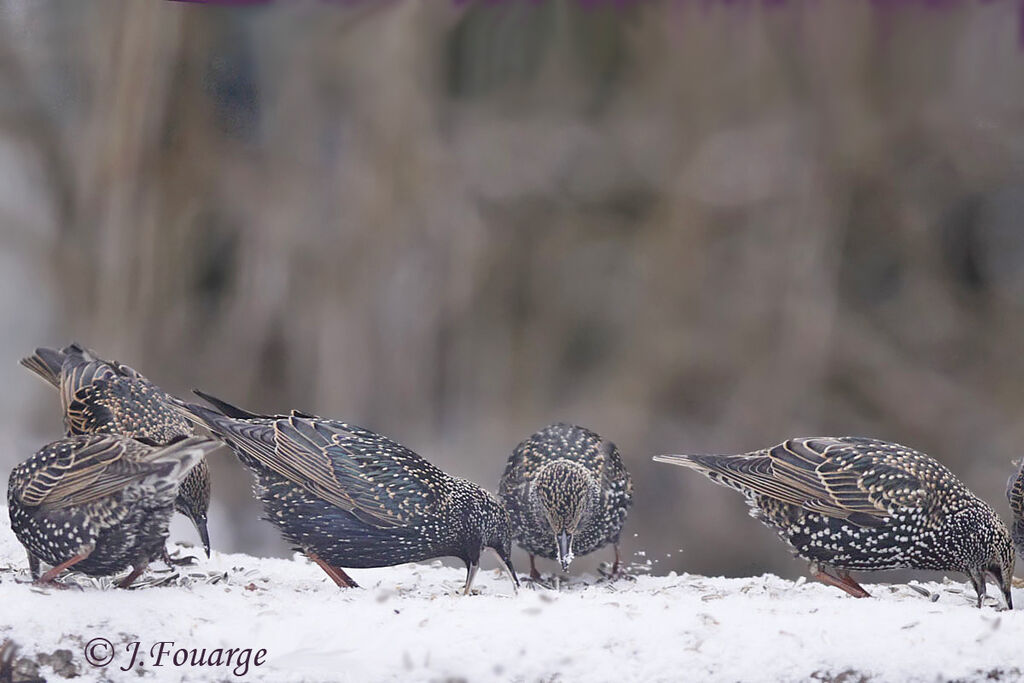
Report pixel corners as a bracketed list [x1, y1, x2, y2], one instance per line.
[1007, 459, 1024, 559]
[655, 437, 1014, 608]
[21, 344, 213, 557]
[7, 434, 219, 587]
[178, 391, 518, 593]
[499, 423, 633, 579]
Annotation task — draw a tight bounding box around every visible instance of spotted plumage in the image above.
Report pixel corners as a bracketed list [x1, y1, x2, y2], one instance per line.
[1007, 459, 1024, 559]
[655, 437, 1014, 608]
[21, 344, 213, 556]
[177, 391, 518, 593]
[7, 435, 219, 587]
[499, 423, 633, 577]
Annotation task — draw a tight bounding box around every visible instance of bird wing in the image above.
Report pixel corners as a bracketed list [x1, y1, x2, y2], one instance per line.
[15, 436, 198, 509]
[273, 416, 444, 528]
[658, 437, 927, 526]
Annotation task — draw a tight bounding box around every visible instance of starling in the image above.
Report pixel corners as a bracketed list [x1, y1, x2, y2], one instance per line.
[1007, 459, 1024, 559]
[655, 437, 1015, 609]
[21, 344, 213, 557]
[499, 423, 633, 579]
[7, 434, 219, 587]
[178, 391, 519, 593]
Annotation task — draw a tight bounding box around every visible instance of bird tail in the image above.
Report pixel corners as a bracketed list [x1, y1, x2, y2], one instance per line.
[652, 453, 755, 494]
[139, 435, 222, 483]
[20, 346, 68, 388]
[167, 395, 232, 436]
[169, 390, 262, 442]
[192, 389, 263, 419]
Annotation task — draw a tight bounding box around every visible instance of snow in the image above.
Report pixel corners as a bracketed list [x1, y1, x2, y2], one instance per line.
[0, 508, 1022, 682]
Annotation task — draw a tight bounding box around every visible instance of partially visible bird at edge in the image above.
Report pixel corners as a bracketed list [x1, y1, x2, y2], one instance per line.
[7, 434, 219, 587]
[20, 344, 214, 560]
[655, 437, 1014, 609]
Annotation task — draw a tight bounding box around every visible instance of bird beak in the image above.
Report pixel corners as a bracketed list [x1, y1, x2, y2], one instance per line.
[556, 531, 574, 572]
[490, 548, 519, 595]
[1001, 574, 1013, 610]
[194, 516, 211, 558]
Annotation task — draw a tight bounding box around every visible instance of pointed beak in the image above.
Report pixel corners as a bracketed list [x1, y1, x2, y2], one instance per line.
[194, 516, 211, 558]
[490, 548, 519, 594]
[1002, 577, 1014, 610]
[556, 531, 574, 572]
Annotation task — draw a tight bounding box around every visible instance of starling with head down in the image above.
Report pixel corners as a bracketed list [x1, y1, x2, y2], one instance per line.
[499, 423, 633, 579]
[178, 391, 518, 594]
[21, 344, 213, 557]
[7, 434, 219, 587]
[655, 437, 1014, 608]
[1007, 459, 1024, 559]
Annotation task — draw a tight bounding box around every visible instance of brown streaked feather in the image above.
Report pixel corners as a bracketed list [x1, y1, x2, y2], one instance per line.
[654, 437, 935, 526]
[183, 395, 442, 528]
[17, 436, 212, 509]
[1006, 461, 1024, 517]
[20, 347, 66, 388]
[274, 417, 437, 527]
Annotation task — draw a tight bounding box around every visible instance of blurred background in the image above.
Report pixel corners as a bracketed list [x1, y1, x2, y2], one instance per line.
[1, 0, 1024, 580]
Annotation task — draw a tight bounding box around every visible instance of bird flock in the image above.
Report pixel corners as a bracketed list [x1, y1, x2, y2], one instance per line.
[6, 343, 1024, 611]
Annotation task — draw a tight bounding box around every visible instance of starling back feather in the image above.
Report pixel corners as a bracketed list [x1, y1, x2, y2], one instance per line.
[7, 434, 219, 587]
[655, 437, 1014, 609]
[178, 391, 518, 593]
[499, 423, 633, 578]
[1007, 459, 1024, 559]
[21, 344, 213, 556]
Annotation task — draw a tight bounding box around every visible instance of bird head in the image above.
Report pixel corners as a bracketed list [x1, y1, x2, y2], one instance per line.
[467, 487, 519, 593]
[530, 459, 599, 572]
[987, 526, 1015, 611]
[956, 506, 1015, 610]
[174, 461, 212, 557]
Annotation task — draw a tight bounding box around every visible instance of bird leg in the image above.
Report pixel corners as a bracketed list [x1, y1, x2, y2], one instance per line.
[809, 563, 871, 598]
[26, 551, 40, 580]
[35, 551, 91, 586]
[529, 554, 542, 582]
[307, 552, 359, 588]
[463, 563, 480, 595]
[968, 570, 988, 608]
[117, 564, 149, 589]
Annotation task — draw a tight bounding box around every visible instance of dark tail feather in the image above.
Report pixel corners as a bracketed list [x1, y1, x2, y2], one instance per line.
[20, 347, 67, 388]
[173, 399, 232, 436]
[192, 389, 263, 419]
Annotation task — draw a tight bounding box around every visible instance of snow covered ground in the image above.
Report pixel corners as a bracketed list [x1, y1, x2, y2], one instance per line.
[0, 508, 1022, 683]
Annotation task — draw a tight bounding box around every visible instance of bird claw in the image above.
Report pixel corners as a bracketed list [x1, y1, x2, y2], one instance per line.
[522, 575, 556, 590]
[597, 562, 635, 582]
[29, 579, 81, 591]
[162, 549, 199, 567]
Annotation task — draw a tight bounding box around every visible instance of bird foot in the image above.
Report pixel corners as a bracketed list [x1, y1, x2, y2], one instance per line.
[597, 562, 636, 582]
[29, 578, 79, 591]
[162, 549, 199, 567]
[522, 574, 556, 590]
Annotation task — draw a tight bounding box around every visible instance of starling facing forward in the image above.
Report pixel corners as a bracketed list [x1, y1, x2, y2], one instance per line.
[655, 437, 1015, 609]
[1007, 459, 1024, 559]
[21, 344, 213, 557]
[179, 391, 518, 593]
[7, 434, 219, 587]
[499, 423, 633, 579]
